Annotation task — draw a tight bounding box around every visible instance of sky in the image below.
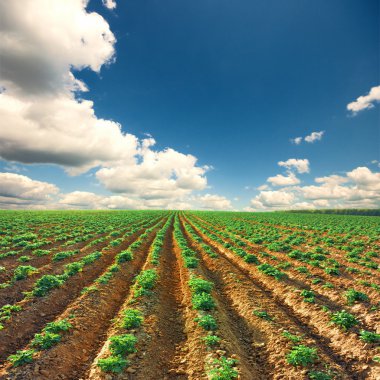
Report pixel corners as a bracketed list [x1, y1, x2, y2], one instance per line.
[0, 0, 379, 210]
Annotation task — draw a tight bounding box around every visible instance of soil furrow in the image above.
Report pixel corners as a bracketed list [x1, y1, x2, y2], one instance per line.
[189, 215, 380, 330]
[0, 220, 166, 380]
[0, 233, 115, 307]
[129, 218, 188, 380]
[0, 221, 160, 364]
[183, 214, 364, 379]
[179, 215, 270, 380]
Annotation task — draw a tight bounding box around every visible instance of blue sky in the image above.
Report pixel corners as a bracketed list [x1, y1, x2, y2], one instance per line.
[0, 0, 379, 210]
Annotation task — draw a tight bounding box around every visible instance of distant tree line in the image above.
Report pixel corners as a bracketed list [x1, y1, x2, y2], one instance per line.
[287, 209, 380, 216]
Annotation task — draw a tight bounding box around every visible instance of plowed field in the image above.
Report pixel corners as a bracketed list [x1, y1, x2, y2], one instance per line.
[0, 210, 379, 379]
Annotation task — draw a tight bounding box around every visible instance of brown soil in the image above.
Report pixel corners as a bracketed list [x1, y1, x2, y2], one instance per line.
[183, 214, 379, 380]
[0, 221, 161, 365]
[0, 233, 113, 308]
[0, 219, 166, 379]
[0, 213, 378, 380]
[128, 220, 188, 380]
[189, 215, 380, 331]
[178, 216, 270, 380]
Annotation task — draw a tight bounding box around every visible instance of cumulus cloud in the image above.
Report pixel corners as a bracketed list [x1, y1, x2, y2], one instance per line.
[278, 158, 310, 174]
[0, 172, 58, 203]
[102, 0, 117, 9]
[304, 131, 324, 143]
[347, 85, 380, 114]
[249, 190, 295, 210]
[347, 166, 380, 190]
[59, 191, 231, 211]
[248, 165, 380, 211]
[267, 172, 300, 186]
[291, 137, 302, 145]
[290, 131, 324, 145]
[96, 144, 208, 199]
[196, 194, 233, 210]
[59, 191, 104, 208]
[0, 0, 209, 208]
[0, 0, 121, 171]
[0, 171, 227, 211]
[315, 175, 348, 185]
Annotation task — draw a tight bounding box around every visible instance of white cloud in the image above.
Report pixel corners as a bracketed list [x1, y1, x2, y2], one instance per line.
[251, 190, 295, 209]
[59, 191, 104, 208]
[257, 184, 269, 191]
[247, 165, 380, 211]
[0, 94, 140, 174]
[0, 172, 58, 202]
[315, 174, 348, 185]
[291, 137, 302, 145]
[0, 0, 121, 171]
[0, 0, 209, 208]
[96, 144, 208, 199]
[267, 172, 300, 186]
[347, 85, 380, 114]
[278, 158, 310, 174]
[313, 199, 330, 208]
[304, 131, 324, 143]
[102, 0, 117, 9]
[300, 184, 350, 200]
[347, 166, 380, 190]
[197, 194, 233, 210]
[59, 191, 231, 211]
[290, 131, 324, 145]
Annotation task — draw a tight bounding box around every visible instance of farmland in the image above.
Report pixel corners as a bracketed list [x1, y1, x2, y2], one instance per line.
[0, 210, 379, 380]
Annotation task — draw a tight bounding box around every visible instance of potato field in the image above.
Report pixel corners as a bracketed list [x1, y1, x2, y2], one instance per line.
[0, 210, 379, 380]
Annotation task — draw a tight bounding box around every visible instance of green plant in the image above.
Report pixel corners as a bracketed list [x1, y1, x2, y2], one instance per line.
[32, 275, 64, 297]
[253, 310, 272, 321]
[109, 334, 137, 356]
[308, 370, 333, 380]
[97, 355, 129, 373]
[359, 330, 380, 343]
[330, 310, 358, 330]
[53, 250, 78, 262]
[81, 251, 101, 264]
[282, 330, 302, 344]
[122, 309, 143, 329]
[64, 262, 84, 276]
[192, 292, 215, 311]
[32, 332, 61, 349]
[195, 314, 218, 330]
[116, 250, 133, 263]
[81, 285, 98, 294]
[189, 276, 213, 294]
[133, 269, 157, 297]
[8, 349, 35, 367]
[13, 265, 37, 281]
[286, 345, 318, 367]
[18, 255, 31, 262]
[344, 289, 369, 305]
[243, 254, 259, 264]
[300, 289, 315, 303]
[324, 267, 339, 276]
[0, 304, 22, 321]
[296, 266, 309, 274]
[32, 249, 50, 257]
[44, 319, 72, 333]
[203, 335, 221, 347]
[184, 256, 199, 268]
[257, 263, 286, 280]
[207, 356, 239, 380]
